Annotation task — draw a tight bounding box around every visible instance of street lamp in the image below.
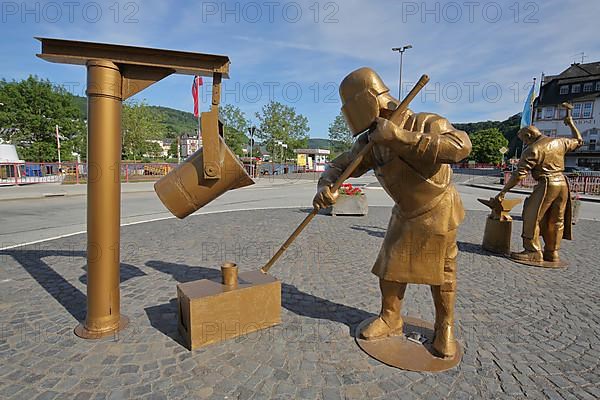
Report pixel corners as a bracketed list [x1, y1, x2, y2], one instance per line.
[392, 44, 412, 98]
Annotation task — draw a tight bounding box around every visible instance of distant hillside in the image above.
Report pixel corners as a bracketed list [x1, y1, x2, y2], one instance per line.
[151, 105, 197, 136]
[455, 113, 522, 158]
[73, 95, 197, 138]
[73, 95, 86, 116]
[73, 93, 523, 156]
[307, 138, 333, 149]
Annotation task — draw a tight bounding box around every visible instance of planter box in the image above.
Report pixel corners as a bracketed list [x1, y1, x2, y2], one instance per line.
[327, 193, 368, 216]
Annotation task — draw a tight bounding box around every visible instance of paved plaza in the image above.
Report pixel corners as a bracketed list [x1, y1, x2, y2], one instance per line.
[1, 207, 599, 399]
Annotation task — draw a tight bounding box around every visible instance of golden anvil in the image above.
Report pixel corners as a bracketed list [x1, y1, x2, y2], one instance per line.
[478, 197, 522, 254]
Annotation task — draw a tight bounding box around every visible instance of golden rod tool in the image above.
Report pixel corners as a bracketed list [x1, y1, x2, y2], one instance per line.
[261, 74, 430, 274]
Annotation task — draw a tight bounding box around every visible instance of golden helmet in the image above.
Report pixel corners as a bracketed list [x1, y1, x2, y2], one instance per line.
[340, 67, 390, 136]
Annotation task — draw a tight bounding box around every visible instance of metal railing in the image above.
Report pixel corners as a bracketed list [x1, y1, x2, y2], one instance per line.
[0, 162, 177, 186]
[503, 171, 600, 195]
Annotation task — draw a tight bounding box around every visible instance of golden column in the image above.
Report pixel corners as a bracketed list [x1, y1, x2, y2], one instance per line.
[75, 60, 127, 338]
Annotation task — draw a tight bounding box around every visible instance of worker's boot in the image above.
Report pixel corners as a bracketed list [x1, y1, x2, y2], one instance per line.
[510, 250, 543, 262]
[361, 280, 406, 340]
[511, 237, 543, 262]
[431, 285, 457, 358]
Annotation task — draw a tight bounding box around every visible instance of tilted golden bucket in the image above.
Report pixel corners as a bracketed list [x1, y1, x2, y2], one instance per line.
[154, 135, 254, 219]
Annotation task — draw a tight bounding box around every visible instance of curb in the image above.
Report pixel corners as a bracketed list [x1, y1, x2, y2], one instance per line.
[0, 179, 311, 202]
[0, 188, 156, 202]
[465, 183, 600, 204]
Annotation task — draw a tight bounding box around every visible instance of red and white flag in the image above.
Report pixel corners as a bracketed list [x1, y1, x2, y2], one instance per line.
[191, 75, 203, 118]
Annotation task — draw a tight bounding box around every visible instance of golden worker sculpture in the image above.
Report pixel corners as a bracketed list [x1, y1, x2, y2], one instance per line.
[313, 68, 472, 361]
[495, 104, 583, 266]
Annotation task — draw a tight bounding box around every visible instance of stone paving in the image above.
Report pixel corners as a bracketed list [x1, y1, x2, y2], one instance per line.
[0, 207, 599, 399]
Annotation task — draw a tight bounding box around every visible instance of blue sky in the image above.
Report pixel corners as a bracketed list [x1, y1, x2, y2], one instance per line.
[1, 0, 598, 138]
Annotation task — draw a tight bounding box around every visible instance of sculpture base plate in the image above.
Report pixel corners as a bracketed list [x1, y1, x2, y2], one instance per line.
[74, 315, 129, 339]
[508, 257, 568, 269]
[355, 316, 462, 372]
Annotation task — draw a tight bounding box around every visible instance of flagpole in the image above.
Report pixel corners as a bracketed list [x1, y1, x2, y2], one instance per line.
[530, 77, 536, 126]
[197, 77, 201, 147]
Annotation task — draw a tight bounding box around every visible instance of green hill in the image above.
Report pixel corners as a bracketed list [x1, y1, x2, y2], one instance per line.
[73, 95, 197, 138]
[307, 138, 334, 149]
[151, 105, 197, 137]
[455, 113, 521, 158]
[74, 92, 522, 157]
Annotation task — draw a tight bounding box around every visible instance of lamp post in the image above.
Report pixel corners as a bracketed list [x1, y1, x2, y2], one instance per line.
[392, 44, 412, 98]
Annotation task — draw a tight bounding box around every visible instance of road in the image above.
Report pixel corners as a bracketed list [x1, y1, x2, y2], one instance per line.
[1, 173, 599, 248]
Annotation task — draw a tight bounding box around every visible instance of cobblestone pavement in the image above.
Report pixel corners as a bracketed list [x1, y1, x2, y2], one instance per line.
[0, 207, 599, 400]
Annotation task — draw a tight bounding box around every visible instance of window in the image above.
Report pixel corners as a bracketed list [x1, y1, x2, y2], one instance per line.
[584, 82, 594, 92]
[572, 84, 581, 93]
[582, 101, 593, 118]
[536, 108, 544, 120]
[573, 103, 582, 118]
[558, 107, 567, 119]
[544, 106, 555, 119]
[589, 139, 596, 151]
[560, 85, 569, 95]
[596, 81, 600, 91]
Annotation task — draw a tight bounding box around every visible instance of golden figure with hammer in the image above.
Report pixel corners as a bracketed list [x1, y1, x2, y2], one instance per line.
[313, 68, 471, 358]
[495, 102, 583, 264]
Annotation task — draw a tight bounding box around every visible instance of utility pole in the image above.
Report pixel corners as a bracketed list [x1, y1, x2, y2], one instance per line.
[392, 44, 412, 98]
[55, 124, 62, 173]
[248, 126, 256, 177]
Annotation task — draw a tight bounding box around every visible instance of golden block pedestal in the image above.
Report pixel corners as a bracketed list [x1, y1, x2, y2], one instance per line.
[177, 271, 281, 350]
[482, 218, 513, 255]
[478, 197, 522, 255]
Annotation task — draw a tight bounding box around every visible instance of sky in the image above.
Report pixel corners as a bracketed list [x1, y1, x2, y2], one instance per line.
[1, 0, 598, 138]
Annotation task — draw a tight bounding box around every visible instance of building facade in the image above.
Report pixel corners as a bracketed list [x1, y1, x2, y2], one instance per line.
[534, 62, 600, 169]
[180, 133, 201, 158]
[295, 148, 330, 172]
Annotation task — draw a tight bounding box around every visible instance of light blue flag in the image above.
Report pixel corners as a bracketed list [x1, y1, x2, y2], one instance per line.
[520, 83, 536, 128]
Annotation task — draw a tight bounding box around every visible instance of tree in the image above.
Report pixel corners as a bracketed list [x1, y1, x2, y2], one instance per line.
[0, 76, 85, 161]
[469, 128, 509, 164]
[219, 104, 250, 157]
[328, 112, 353, 155]
[168, 140, 179, 159]
[144, 141, 164, 160]
[121, 100, 166, 161]
[454, 113, 520, 158]
[255, 101, 309, 162]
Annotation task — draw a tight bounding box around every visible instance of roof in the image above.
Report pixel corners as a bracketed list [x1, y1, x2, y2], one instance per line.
[552, 62, 600, 80]
[0, 144, 23, 163]
[537, 62, 600, 106]
[294, 148, 331, 155]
